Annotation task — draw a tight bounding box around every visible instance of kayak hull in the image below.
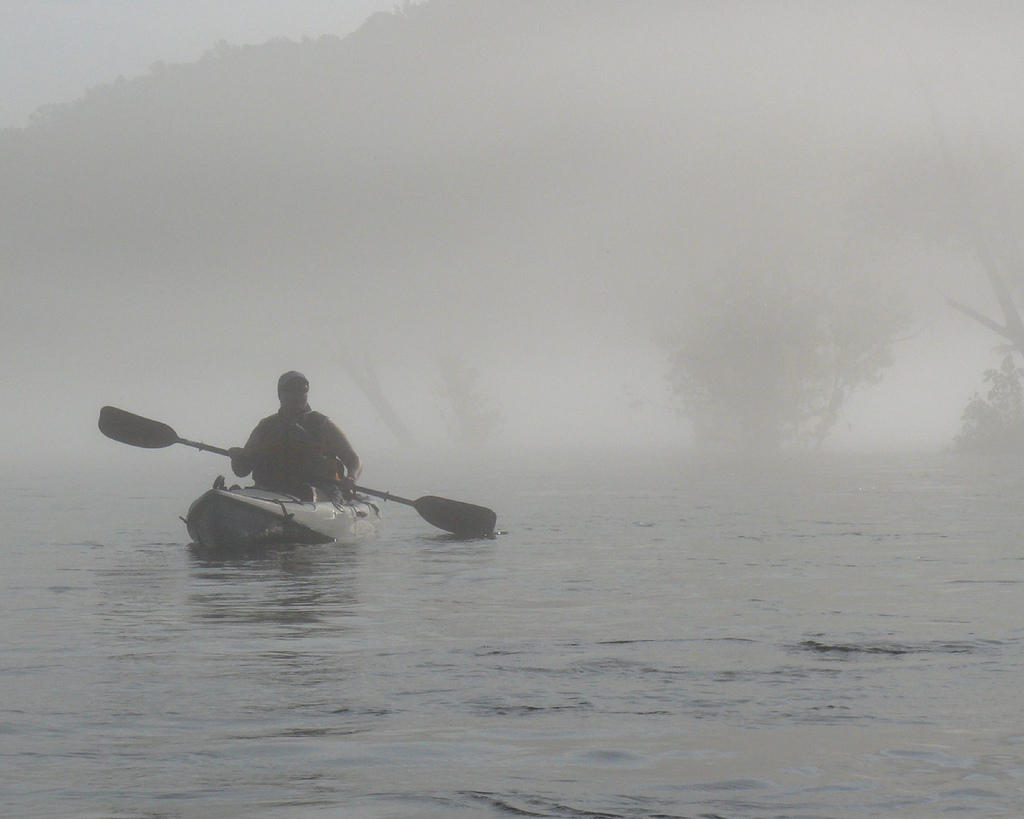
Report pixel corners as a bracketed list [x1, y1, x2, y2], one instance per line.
[185, 486, 381, 549]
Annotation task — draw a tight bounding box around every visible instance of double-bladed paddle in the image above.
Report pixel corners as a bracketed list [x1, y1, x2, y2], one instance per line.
[98, 405, 497, 537]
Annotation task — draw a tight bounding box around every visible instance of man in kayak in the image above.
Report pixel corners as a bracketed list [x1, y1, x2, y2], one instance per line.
[228, 371, 363, 501]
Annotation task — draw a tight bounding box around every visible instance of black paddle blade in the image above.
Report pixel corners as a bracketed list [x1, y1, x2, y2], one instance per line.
[413, 495, 497, 537]
[98, 406, 180, 449]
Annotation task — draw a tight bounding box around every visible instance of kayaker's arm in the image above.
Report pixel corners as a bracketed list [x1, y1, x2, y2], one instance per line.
[229, 425, 266, 477]
[323, 419, 362, 481]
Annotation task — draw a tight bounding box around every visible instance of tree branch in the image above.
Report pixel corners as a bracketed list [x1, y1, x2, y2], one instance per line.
[946, 296, 1024, 347]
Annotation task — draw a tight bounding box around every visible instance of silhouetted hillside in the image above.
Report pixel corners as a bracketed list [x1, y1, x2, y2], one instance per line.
[3, 3, 661, 276]
[2, 0, 919, 293]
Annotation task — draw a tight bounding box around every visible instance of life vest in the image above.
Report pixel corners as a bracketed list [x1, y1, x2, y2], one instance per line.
[251, 408, 337, 490]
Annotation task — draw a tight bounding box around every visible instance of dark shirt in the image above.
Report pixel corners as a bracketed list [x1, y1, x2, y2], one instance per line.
[231, 405, 362, 498]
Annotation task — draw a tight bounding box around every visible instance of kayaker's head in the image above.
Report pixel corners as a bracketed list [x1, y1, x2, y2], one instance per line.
[277, 371, 310, 415]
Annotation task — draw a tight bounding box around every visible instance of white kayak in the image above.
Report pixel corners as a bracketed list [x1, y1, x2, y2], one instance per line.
[185, 484, 381, 549]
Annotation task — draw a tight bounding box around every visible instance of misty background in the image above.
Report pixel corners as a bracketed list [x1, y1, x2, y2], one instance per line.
[3, 0, 1022, 470]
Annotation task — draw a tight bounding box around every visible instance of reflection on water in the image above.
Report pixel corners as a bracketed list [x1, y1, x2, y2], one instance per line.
[185, 544, 362, 627]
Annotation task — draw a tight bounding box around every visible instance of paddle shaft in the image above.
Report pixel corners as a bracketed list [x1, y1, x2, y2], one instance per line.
[351, 485, 416, 507]
[170, 441, 418, 508]
[178, 438, 231, 457]
[148, 436, 414, 506]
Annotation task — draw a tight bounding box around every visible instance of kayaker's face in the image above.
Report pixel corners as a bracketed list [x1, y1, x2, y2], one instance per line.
[278, 386, 309, 415]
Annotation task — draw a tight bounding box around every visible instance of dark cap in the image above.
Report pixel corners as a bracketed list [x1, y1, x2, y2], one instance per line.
[277, 371, 309, 392]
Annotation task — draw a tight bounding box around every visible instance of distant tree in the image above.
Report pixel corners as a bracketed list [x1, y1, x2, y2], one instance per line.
[335, 349, 418, 448]
[438, 354, 503, 447]
[856, 84, 1024, 355]
[662, 265, 911, 451]
[955, 355, 1024, 453]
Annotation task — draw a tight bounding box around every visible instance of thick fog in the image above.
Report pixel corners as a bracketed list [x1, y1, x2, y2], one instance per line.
[3, 0, 1023, 469]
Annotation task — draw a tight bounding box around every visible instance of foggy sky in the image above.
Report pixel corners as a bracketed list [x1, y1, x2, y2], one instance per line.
[4, 1, 1024, 469]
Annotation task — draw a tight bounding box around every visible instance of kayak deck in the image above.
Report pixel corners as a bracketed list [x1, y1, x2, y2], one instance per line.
[185, 485, 381, 549]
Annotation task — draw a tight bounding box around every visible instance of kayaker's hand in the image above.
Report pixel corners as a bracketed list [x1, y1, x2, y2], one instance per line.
[336, 475, 355, 494]
[229, 447, 252, 477]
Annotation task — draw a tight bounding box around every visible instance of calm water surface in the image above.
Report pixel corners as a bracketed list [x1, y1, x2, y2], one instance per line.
[2, 451, 1024, 817]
